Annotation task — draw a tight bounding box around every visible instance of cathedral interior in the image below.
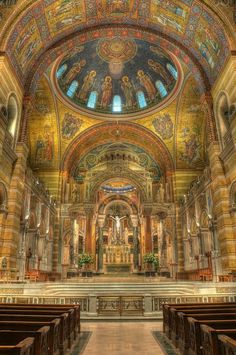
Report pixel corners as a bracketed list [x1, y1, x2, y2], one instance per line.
[0, 0, 236, 321]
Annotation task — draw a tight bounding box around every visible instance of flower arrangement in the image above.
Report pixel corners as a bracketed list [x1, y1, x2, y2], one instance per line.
[78, 253, 94, 268]
[143, 253, 159, 267]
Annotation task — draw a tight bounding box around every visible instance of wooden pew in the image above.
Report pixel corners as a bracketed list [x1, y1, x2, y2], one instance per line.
[0, 303, 81, 335]
[0, 308, 74, 348]
[188, 318, 236, 355]
[0, 313, 68, 355]
[163, 302, 236, 337]
[177, 312, 236, 353]
[200, 324, 236, 355]
[0, 328, 49, 355]
[218, 334, 236, 355]
[0, 320, 60, 355]
[0, 337, 34, 355]
[0, 315, 67, 354]
[168, 305, 236, 341]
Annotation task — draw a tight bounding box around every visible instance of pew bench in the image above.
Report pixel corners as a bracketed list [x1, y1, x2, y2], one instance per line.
[0, 337, 34, 355]
[218, 334, 236, 355]
[0, 303, 81, 335]
[0, 320, 60, 355]
[177, 312, 236, 353]
[168, 305, 236, 341]
[0, 314, 68, 355]
[163, 302, 236, 337]
[0, 308, 74, 348]
[0, 328, 49, 355]
[200, 324, 236, 355]
[188, 318, 236, 355]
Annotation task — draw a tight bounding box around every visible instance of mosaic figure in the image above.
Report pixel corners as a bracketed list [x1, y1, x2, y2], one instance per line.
[77, 70, 96, 102]
[180, 133, 201, 165]
[100, 76, 113, 108]
[64, 59, 86, 85]
[35, 135, 44, 162]
[148, 59, 172, 85]
[62, 113, 83, 139]
[35, 126, 53, 163]
[152, 114, 173, 140]
[121, 76, 135, 108]
[137, 70, 156, 101]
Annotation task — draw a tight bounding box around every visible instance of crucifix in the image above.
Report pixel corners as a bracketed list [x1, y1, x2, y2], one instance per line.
[110, 215, 126, 235]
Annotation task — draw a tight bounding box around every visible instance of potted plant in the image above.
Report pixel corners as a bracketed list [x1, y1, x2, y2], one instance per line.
[143, 253, 159, 273]
[78, 253, 94, 270]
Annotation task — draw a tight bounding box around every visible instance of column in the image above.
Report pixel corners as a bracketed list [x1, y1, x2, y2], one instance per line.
[202, 94, 235, 272]
[2, 97, 32, 271]
[72, 217, 79, 268]
[18, 219, 29, 281]
[143, 206, 153, 253]
[83, 204, 94, 254]
[130, 214, 139, 271]
[0, 205, 7, 252]
[97, 214, 105, 273]
[2, 142, 29, 270]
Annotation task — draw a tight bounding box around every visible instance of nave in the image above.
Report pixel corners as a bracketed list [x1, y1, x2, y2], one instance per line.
[81, 321, 166, 355]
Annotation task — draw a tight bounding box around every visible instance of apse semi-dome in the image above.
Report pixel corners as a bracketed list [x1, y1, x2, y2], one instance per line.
[54, 35, 181, 119]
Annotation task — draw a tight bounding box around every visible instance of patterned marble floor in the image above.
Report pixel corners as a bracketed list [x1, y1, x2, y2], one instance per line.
[80, 321, 169, 355]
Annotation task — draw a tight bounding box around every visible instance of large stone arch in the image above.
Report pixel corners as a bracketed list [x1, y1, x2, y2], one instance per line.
[87, 168, 148, 203]
[99, 197, 137, 216]
[62, 122, 174, 174]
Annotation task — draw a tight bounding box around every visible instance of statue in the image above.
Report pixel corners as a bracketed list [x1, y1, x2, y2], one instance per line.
[157, 182, 165, 202]
[26, 248, 32, 271]
[110, 215, 126, 235]
[71, 184, 79, 203]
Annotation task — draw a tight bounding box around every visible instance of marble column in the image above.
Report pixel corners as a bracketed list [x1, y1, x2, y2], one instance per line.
[130, 214, 139, 271]
[97, 215, 105, 273]
[143, 207, 152, 253]
[0, 205, 7, 251]
[72, 218, 79, 268]
[18, 219, 29, 280]
[84, 205, 94, 254]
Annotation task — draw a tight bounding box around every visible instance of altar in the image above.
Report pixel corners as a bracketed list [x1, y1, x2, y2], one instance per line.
[103, 244, 133, 274]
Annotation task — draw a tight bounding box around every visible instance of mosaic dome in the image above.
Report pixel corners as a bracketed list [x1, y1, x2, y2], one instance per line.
[55, 36, 180, 118]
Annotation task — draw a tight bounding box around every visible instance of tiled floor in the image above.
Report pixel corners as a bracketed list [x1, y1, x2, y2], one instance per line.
[81, 321, 165, 354]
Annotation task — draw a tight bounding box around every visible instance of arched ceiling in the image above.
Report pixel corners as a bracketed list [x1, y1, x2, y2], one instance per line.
[62, 121, 175, 173]
[71, 142, 162, 182]
[53, 36, 180, 118]
[28, 70, 206, 175]
[0, 0, 233, 91]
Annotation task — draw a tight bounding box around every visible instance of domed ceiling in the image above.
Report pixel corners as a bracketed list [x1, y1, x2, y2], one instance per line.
[54, 36, 180, 118]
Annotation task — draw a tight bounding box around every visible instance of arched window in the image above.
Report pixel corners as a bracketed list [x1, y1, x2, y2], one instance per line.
[166, 63, 178, 80]
[87, 91, 97, 109]
[56, 64, 68, 79]
[67, 81, 78, 98]
[7, 95, 18, 138]
[136, 91, 147, 109]
[155, 80, 167, 98]
[112, 95, 122, 112]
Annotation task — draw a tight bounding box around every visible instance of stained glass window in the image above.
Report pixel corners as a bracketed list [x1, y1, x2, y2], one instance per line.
[155, 80, 168, 98]
[87, 91, 98, 109]
[67, 81, 78, 98]
[136, 91, 147, 109]
[167, 63, 178, 80]
[112, 95, 122, 112]
[56, 64, 67, 79]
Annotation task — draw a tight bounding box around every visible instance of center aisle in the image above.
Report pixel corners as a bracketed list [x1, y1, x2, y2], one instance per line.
[80, 321, 166, 355]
